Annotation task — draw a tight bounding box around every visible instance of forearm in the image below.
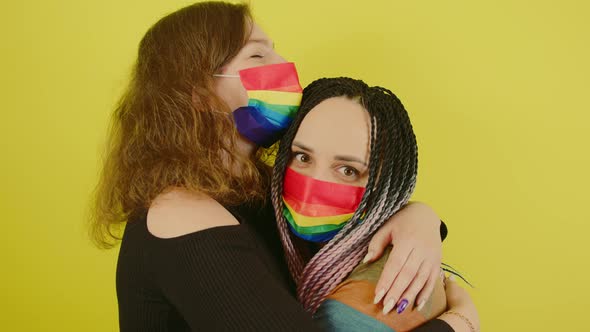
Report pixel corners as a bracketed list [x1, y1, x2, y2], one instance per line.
[398, 201, 447, 241]
[439, 313, 476, 332]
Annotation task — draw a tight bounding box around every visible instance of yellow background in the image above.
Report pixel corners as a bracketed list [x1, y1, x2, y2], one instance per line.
[1, 0, 589, 330]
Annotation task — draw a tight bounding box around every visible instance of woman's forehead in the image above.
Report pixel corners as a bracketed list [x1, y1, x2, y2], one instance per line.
[248, 24, 272, 45]
[294, 97, 371, 160]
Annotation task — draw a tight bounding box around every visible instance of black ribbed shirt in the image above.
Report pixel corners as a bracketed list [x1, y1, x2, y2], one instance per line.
[116, 201, 453, 331]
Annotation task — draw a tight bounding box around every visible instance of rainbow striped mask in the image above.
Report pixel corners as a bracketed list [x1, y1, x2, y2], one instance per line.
[216, 62, 303, 148]
[282, 168, 366, 243]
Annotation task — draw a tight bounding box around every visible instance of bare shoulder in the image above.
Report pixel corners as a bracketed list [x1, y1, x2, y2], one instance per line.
[146, 187, 239, 239]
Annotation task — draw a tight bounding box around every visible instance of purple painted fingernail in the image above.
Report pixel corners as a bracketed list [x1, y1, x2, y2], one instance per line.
[396, 299, 409, 314]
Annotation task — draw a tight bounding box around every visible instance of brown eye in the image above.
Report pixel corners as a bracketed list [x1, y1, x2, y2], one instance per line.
[340, 166, 359, 178]
[294, 152, 311, 163]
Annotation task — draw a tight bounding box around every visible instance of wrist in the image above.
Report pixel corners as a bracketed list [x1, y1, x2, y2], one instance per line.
[439, 311, 478, 332]
[403, 202, 440, 228]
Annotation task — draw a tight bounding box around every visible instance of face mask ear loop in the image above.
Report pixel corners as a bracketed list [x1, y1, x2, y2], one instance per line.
[213, 74, 240, 78]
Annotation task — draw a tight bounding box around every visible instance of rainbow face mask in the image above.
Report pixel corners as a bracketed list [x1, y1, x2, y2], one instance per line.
[282, 168, 366, 243]
[215, 62, 302, 147]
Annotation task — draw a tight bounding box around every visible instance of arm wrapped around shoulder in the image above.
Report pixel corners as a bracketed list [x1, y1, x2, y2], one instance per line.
[314, 246, 447, 332]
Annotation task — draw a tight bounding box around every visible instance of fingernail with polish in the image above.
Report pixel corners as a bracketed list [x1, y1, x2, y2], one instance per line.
[374, 289, 385, 304]
[383, 299, 395, 315]
[417, 299, 426, 311]
[396, 299, 409, 314]
[363, 251, 374, 263]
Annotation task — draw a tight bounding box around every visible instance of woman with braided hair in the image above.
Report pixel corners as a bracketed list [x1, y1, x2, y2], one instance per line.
[271, 77, 479, 332]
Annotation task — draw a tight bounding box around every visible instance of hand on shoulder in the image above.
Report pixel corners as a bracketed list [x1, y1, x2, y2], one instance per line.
[439, 275, 480, 332]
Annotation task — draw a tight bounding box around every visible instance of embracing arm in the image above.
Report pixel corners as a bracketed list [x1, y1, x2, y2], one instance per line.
[366, 202, 446, 313]
[436, 275, 479, 332]
[410, 275, 479, 332]
[411, 275, 480, 332]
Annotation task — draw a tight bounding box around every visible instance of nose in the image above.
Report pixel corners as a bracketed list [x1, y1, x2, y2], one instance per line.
[305, 162, 333, 184]
[290, 160, 331, 183]
[314, 168, 334, 183]
[269, 50, 287, 65]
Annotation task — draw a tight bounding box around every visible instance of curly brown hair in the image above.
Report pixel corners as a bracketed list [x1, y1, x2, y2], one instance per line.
[89, 2, 270, 249]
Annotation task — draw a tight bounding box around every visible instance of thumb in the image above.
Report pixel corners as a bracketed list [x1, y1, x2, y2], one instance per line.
[444, 274, 457, 290]
[443, 275, 461, 304]
[363, 226, 392, 263]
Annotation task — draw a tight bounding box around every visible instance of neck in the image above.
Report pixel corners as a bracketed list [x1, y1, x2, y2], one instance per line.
[236, 135, 257, 157]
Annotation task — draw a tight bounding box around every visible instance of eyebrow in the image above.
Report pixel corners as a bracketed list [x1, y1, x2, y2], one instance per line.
[334, 155, 368, 166]
[292, 141, 313, 152]
[246, 38, 275, 49]
[293, 141, 368, 166]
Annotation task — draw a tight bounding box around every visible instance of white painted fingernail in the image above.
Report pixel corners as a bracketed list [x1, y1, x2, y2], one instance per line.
[449, 274, 456, 282]
[383, 299, 396, 315]
[374, 289, 386, 304]
[417, 299, 426, 311]
[363, 251, 374, 263]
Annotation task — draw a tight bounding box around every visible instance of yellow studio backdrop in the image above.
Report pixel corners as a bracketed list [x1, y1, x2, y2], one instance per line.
[1, 0, 588, 330]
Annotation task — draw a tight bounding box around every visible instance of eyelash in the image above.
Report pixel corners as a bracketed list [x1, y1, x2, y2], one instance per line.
[250, 54, 264, 59]
[292, 152, 361, 178]
[292, 152, 310, 163]
[338, 166, 360, 178]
